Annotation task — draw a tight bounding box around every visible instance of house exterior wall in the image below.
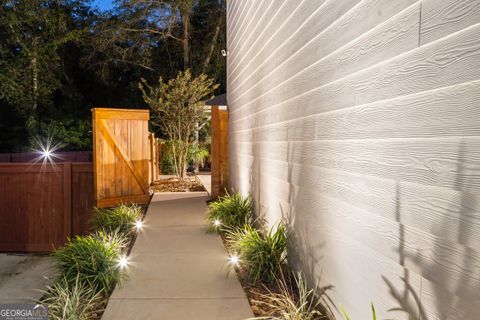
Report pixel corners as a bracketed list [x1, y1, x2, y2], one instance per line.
[226, 0, 480, 319]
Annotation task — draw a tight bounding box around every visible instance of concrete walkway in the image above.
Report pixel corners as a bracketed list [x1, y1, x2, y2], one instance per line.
[102, 192, 253, 320]
[196, 173, 212, 196]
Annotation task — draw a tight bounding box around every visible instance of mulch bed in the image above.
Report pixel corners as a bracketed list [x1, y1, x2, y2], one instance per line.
[151, 176, 206, 192]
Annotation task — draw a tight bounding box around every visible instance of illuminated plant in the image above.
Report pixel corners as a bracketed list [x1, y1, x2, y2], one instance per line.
[53, 230, 129, 294]
[206, 192, 253, 233]
[227, 223, 287, 284]
[139, 69, 218, 180]
[251, 272, 324, 320]
[90, 204, 142, 237]
[40, 276, 105, 320]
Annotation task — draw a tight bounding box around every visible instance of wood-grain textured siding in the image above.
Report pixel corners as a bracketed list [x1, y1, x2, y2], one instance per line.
[227, 0, 480, 319]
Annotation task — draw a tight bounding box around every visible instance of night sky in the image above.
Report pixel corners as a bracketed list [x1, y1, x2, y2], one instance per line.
[91, 0, 114, 11]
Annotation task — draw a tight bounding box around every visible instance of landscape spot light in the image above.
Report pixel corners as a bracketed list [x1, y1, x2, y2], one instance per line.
[135, 219, 143, 231]
[213, 219, 221, 227]
[118, 255, 129, 269]
[229, 253, 240, 266]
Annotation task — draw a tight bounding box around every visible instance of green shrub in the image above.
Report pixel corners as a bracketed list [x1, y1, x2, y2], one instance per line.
[53, 230, 129, 294]
[90, 204, 141, 237]
[227, 223, 287, 284]
[40, 276, 105, 320]
[206, 192, 253, 232]
[161, 152, 175, 175]
[251, 272, 324, 320]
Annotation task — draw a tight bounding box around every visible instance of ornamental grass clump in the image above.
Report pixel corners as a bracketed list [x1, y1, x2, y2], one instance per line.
[206, 192, 253, 232]
[53, 230, 129, 294]
[228, 223, 287, 284]
[90, 204, 142, 237]
[40, 276, 105, 320]
[251, 272, 324, 320]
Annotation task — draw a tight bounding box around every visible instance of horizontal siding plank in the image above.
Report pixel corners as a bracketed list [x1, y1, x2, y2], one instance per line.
[229, 0, 362, 92]
[227, 0, 258, 54]
[227, 0, 273, 61]
[234, 137, 480, 193]
[233, 22, 480, 130]
[291, 206, 423, 320]
[314, 80, 480, 140]
[421, 0, 480, 45]
[420, 276, 480, 320]
[229, 0, 420, 116]
[235, 79, 480, 141]
[233, 116, 316, 142]
[287, 164, 480, 250]
[228, 0, 303, 77]
[230, 0, 322, 78]
[226, 0, 250, 41]
[292, 188, 480, 299]
[227, 0, 289, 90]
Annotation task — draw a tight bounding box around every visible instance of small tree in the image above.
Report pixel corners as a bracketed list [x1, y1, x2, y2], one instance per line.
[140, 69, 218, 180]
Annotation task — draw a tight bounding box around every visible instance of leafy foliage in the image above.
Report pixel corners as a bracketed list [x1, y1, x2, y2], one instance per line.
[227, 223, 287, 284]
[206, 192, 253, 232]
[0, 0, 225, 152]
[90, 204, 142, 237]
[251, 272, 324, 320]
[53, 230, 129, 294]
[36, 119, 92, 150]
[188, 142, 210, 167]
[40, 275, 105, 320]
[140, 69, 218, 179]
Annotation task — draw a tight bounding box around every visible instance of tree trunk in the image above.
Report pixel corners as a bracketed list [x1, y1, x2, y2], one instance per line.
[194, 122, 199, 173]
[182, 11, 190, 71]
[202, 10, 223, 73]
[28, 38, 39, 133]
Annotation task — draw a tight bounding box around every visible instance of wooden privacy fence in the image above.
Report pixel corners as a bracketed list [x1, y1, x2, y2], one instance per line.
[0, 151, 92, 163]
[0, 162, 93, 251]
[92, 108, 151, 208]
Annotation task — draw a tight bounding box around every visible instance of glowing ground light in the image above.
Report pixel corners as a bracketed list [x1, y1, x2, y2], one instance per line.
[213, 219, 221, 227]
[229, 254, 240, 266]
[135, 219, 144, 231]
[118, 255, 129, 269]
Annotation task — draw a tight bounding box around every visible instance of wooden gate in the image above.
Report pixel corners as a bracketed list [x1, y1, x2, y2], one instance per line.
[92, 108, 151, 208]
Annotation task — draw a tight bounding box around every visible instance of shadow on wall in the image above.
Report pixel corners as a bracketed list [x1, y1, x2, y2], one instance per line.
[385, 140, 480, 320]
[282, 130, 338, 317]
[268, 137, 478, 320]
[382, 182, 425, 320]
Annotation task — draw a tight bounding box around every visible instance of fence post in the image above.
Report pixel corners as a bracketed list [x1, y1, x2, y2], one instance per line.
[158, 140, 163, 175]
[63, 162, 72, 240]
[149, 133, 154, 184]
[211, 105, 228, 199]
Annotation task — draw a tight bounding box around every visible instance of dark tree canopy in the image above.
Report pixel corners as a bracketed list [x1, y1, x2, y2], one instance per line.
[0, 0, 225, 152]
